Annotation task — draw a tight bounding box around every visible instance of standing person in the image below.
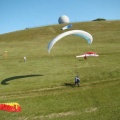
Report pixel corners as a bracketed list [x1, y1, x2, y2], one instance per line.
[84, 55, 87, 60]
[24, 56, 26, 62]
[74, 76, 80, 87]
[4, 51, 8, 59]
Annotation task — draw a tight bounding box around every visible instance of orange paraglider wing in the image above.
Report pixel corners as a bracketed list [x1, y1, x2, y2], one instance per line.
[0, 102, 21, 112]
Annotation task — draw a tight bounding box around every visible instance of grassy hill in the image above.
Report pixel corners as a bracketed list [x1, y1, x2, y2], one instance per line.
[0, 20, 120, 120]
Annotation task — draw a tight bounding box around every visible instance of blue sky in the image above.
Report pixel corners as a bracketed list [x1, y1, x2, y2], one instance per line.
[0, 0, 120, 34]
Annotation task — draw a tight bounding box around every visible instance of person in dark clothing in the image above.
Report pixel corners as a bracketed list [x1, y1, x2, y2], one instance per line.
[74, 76, 80, 87]
[84, 55, 87, 60]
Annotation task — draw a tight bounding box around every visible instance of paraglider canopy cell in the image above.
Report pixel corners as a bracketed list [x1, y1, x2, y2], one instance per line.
[58, 15, 70, 24]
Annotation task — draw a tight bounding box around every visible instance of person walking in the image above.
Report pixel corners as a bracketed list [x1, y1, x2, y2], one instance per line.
[74, 76, 80, 87]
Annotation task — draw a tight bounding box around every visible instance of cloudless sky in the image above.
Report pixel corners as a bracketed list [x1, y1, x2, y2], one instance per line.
[0, 0, 120, 34]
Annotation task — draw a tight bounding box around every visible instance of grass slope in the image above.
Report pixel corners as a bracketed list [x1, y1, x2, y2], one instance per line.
[0, 20, 120, 120]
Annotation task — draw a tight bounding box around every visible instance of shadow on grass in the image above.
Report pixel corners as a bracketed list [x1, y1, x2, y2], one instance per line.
[78, 59, 84, 61]
[63, 83, 75, 88]
[1, 74, 43, 85]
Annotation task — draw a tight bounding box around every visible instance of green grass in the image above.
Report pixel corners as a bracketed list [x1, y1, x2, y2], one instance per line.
[0, 20, 120, 120]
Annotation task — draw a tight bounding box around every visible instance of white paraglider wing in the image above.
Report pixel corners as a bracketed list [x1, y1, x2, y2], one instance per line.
[61, 24, 72, 30]
[48, 30, 93, 53]
[76, 52, 99, 58]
